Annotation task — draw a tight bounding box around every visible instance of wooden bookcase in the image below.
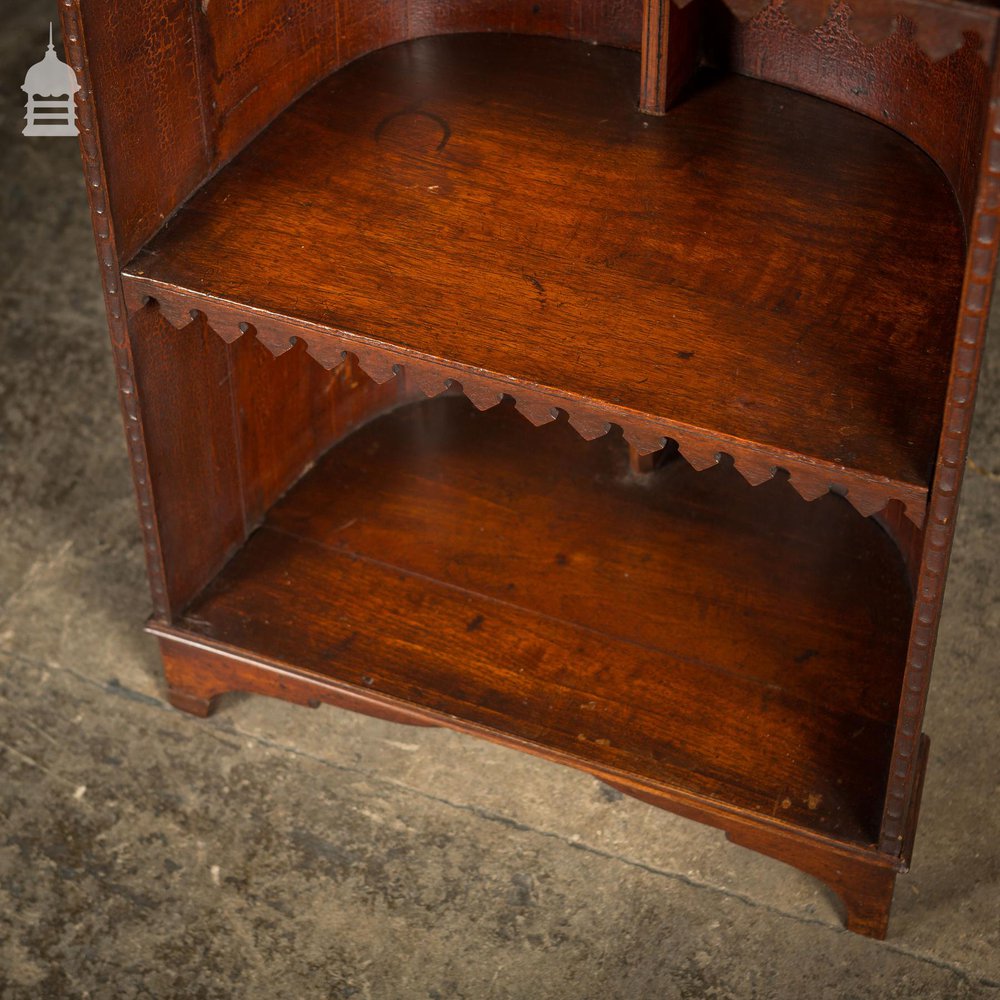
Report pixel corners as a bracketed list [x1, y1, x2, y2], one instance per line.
[64, 0, 999, 939]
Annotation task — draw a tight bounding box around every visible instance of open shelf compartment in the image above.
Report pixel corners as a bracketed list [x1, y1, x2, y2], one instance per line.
[163, 393, 913, 849]
[120, 32, 967, 526]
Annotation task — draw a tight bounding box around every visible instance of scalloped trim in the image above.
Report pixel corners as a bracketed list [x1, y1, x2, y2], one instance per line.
[121, 278, 929, 527]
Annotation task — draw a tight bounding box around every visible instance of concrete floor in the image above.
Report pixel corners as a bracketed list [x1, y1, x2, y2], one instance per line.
[2, 9, 998, 999]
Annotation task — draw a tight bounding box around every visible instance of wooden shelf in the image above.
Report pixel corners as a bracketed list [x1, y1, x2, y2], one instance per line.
[121, 33, 965, 526]
[166, 394, 912, 847]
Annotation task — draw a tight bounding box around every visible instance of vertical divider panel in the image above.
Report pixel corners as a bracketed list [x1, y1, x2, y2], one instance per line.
[640, 0, 703, 115]
[129, 309, 419, 618]
[230, 337, 416, 530]
[127, 309, 246, 618]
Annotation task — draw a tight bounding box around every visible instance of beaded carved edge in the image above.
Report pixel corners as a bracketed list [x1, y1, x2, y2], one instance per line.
[60, 0, 171, 620]
[879, 93, 1000, 854]
[120, 279, 929, 527]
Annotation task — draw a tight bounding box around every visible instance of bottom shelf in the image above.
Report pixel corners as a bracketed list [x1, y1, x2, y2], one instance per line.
[175, 394, 912, 848]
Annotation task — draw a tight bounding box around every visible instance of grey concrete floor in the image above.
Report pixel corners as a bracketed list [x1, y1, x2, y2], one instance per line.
[2, 8, 999, 999]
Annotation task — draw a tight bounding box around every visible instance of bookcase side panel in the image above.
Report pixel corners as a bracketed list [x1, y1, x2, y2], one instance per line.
[127, 310, 246, 619]
[879, 47, 1000, 856]
[72, 0, 211, 263]
[60, 0, 178, 619]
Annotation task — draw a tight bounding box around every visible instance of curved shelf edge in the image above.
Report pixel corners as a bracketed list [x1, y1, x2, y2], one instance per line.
[122, 277, 929, 527]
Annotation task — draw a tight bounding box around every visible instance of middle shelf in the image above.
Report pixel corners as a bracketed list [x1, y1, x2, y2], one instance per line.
[120, 33, 966, 524]
[170, 393, 913, 848]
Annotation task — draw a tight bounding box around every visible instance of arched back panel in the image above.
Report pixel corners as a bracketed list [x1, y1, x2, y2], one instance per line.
[719, 0, 995, 225]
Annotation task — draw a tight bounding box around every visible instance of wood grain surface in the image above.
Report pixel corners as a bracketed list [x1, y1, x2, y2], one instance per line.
[67, 0, 1000, 940]
[177, 395, 910, 847]
[123, 35, 964, 522]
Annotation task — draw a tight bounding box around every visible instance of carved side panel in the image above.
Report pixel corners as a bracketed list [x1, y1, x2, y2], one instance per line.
[63, 0, 418, 621]
[60, 0, 171, 621]
[879, 62, 1000, 855]
[74, 0, 210, 263]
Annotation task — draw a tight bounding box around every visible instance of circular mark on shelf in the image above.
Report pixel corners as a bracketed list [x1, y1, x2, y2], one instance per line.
[375, 108, 452, 153]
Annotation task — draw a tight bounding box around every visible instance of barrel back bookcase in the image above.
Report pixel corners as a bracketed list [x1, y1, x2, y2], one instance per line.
[63, 0, 998, 939]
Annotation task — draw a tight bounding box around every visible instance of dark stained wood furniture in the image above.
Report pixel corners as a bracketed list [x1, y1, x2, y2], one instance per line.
[65, 0, 1000, 939]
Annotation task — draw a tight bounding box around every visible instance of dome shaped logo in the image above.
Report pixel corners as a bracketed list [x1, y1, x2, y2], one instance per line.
[22, 23, 81, 137]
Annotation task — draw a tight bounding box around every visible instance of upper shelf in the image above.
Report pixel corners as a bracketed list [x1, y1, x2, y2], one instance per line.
[121, 33, 966, 524]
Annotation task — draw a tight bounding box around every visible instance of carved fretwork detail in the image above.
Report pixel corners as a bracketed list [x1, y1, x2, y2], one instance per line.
[121, 281, 929, 526]
[59, 1, 170, 620]
[879, 91, 1000, 854]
